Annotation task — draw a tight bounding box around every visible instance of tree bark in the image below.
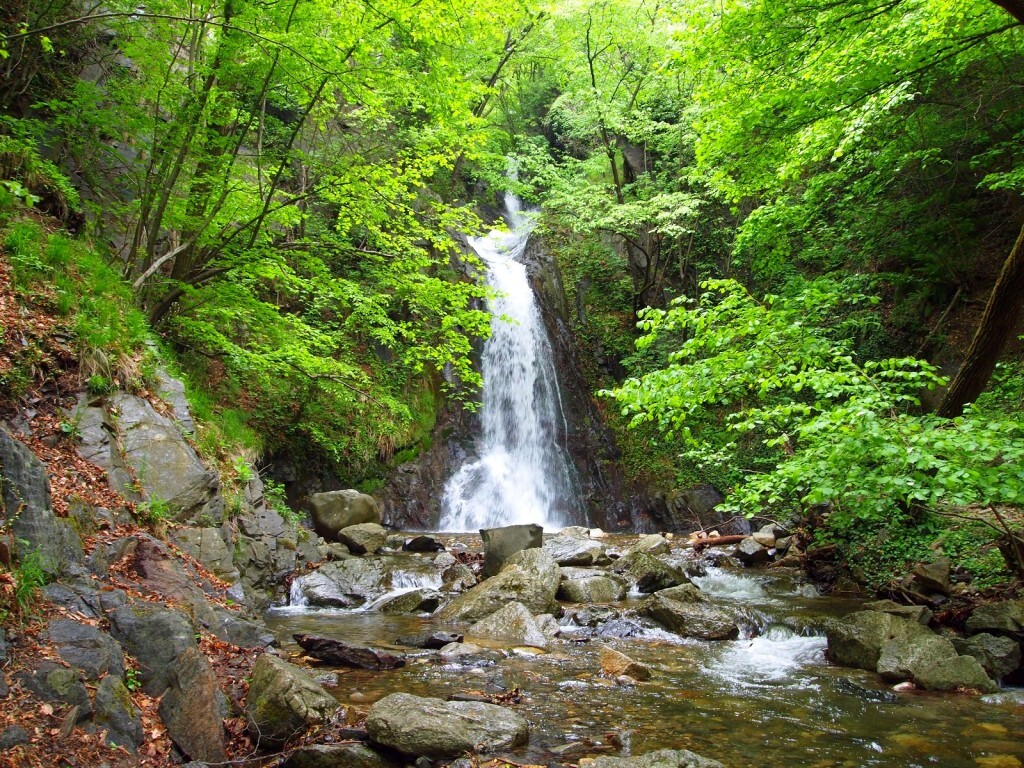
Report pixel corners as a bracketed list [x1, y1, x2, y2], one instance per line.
[936, 221, 1024, 417]
[990, 0, 1024, 24]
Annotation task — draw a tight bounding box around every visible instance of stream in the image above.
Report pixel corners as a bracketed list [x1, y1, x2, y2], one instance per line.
[267, 534, 1024, 768]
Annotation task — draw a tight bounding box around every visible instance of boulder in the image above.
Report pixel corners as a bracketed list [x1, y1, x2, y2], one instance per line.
[282, 743, 401, 768]
[557, 568, 628, 603]
[861, 600, 933, 626]
[826, 611, 927, 672]
[337, 523, 388, 555]
[913, 654, 998, 693]
[309, 490, 381, 541]
[442, 563, 477, 592]
[733, 537, 770, 566]
[245, 655, 340, 746]
[93, 676, 144, 751]
[14, 663, 92, 719]
[107, 602, 196, 695]
[366, 692, 528, 758]
[293, 559, 389, 608]
[582, 748, 724, 768]
[438, 548, 561, 623]
[293, 635, 406, 670]
[965, 600, 1024, 637]
[171, 527, 240, 582]
[403, 535, 444, 553]
[108, 393, 223, 523]
[395, 631, 463, 650]
[611, 552, 688, 593]
[626, 534, 671, 557]
[599, 646, 652, 680]
[639, 594, 739, 641]
[48, 618, 125, 680]
[0, 428, 83, 575]
[468, 602, 550, 649]
[751, 525, 777, 548]
[544, 527, 609, 566]
[481, 524, 543, 577]
[378, 589, 441, 614]
[910, 557, 952, 595]
[159, 647, 228, 763]
[877, 632, 958, 682]
[952, 633, 1022, 680]
[0, 726, 30, 750]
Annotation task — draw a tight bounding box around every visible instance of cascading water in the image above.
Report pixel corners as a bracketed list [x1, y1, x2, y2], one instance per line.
[439, 193, 584, 531]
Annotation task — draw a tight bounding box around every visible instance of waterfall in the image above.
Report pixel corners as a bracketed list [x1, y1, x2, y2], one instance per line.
[439, 193, 584, 532]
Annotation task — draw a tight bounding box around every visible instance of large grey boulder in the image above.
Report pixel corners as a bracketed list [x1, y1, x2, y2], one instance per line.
[733, 537, 770, 566]
[309, 490, 381, 541]
[639, 593, 739, 641]
[14, 663, 92, 719]
[544, 526, 609, 566]
[952, 633, 1022, 680]
[366, 692, 528, 758]
[558, 568, 628, 603]
[481, 523, 543, 577]
[877, 632, 958, 682]
[93, 676, 144, 752]
[108, 393, 222, 523]
[626, 534, 671, 557]
[966, 600, 1024, 637]
[292, 559, 389, 608]
[282, 743, 401, 768]
[245, 655, 339, 747]
[468, 601, 550, 649]
[337, 523, 388, 555]
[584, 748, 724, 768]
[107, 602, 196, 695]
[171, 527, 240, 582]
[438, 548, 561, 623]
[913, 654, 998, 693]
[826, 611, 925, 672]
[49, 618, 125, 680]
[611, 552, 688, 593]
[0, 428, 83, 575]
[159, 647, 228, 763]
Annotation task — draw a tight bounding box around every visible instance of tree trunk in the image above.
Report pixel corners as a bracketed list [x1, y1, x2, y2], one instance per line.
[936, 221, 1024, 417]
[990, 0, 1024, 24]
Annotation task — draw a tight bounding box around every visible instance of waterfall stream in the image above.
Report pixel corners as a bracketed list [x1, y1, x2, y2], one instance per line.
[439, 193, 583, 532]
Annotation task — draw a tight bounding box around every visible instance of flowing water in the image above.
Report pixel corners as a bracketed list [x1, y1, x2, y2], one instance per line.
[268, 536, 1024, 768]
[439, 196, 583, 531]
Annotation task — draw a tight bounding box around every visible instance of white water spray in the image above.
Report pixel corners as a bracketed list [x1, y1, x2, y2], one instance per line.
[439, 192, 583, 531]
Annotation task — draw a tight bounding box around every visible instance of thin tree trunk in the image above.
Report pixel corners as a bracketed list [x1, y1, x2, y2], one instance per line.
[936, 221, 1024, 417]
[990, 0, 1024, 24]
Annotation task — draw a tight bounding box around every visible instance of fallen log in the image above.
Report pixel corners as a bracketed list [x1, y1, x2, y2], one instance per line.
[685, 534, 748, 551]
[294, 634, 406, 670]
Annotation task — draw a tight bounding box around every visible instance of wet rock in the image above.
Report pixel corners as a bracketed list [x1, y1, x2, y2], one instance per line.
[337, 523, 388, 555]
[159, 647, 228, 762]
[245, 655, 340, 746]
[109, 393, 223, 523]
[437, 641, 496, 662]
[733, 537, 769, 566]
[639, 594, 739, 640]
[558, 568, 628, 603]
[913, 654, 998, 693]
[15, 663, 92, 719]
[599, 646, 652, 680]
[481, 524, 543, 577]
[952, 633, 1022, 680]
[294, 634, 406, 669]
[438, 548, 561, 623]
[442, 562, 477, 592]
[94, 675, 144, 752]
[611, 552, 688, 593]
[468, 602, 550, 649]
[309, 490, 381, 541]
[366, 692, 528, 758]
[293, 559, 388, 608]
[0, 428, 83, 575]
[826, 611, 925, 672]
[0, 726, 29, 750]
[910, 557, 952, 596]
[49, 618, 125, 680]
[966, 600, 1024, 637]
[282, 743, 401, 768]
[862, 600, 933, 626]
[395, 631, 463, 650]
[877, 632, 957, 682]
[581, 748, 724, 768]
[379, 589, 442, 614]
[563, 605, 622, 628]
[626, 534, 670, 557]
[544, 526, 609, 566]
[404, 535, 444, 553]
[751, 525, 777, 548]
[434, 551, 457, 568]
[107, 602, 196, 695]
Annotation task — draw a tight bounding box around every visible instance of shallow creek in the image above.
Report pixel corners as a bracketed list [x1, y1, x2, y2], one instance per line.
[266, 535, 1024, 767]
